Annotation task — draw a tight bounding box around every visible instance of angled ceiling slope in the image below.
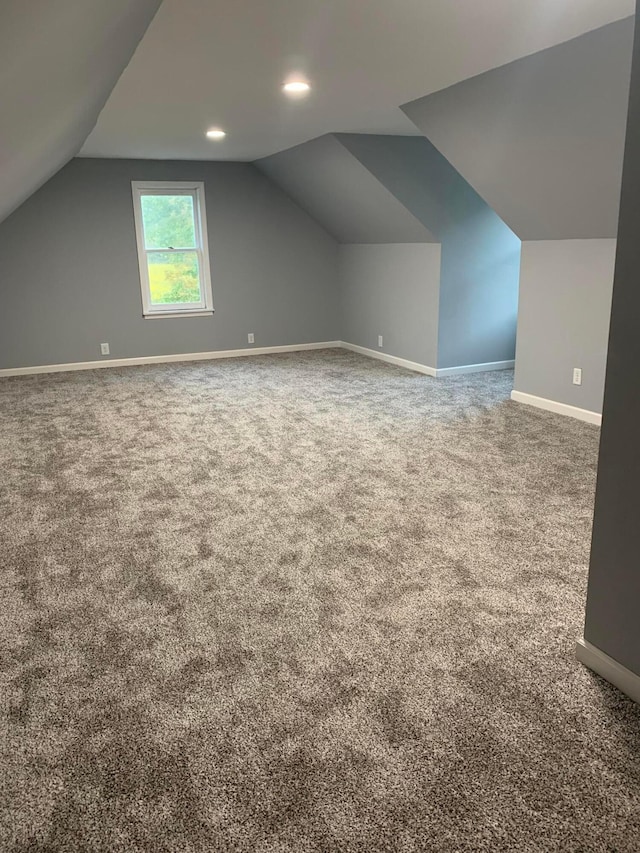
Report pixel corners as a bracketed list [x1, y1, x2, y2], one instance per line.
[0, 0, 162, 225]
[402, 18, 635, 240]
[80, 0, 634, 162]
[256, 136, 436, 244]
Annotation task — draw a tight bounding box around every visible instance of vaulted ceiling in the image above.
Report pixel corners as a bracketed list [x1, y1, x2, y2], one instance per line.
[0, 0, 635, 230]
[80, 0, 634, 162]
[257, 136, 436, 244]
[402, 18, 634, 240]
[0, 0, 162, 224]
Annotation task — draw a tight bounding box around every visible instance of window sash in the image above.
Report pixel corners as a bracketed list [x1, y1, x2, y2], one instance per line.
[132, 181, 214, 317]
[145, 250, 205, 310]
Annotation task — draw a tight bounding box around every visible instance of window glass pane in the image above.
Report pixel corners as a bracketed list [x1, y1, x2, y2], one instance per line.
[147, 251, 202, 305]
[141, 194, 197, 249]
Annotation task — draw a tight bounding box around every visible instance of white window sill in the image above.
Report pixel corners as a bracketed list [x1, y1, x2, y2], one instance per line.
[143, 310, 214, 320]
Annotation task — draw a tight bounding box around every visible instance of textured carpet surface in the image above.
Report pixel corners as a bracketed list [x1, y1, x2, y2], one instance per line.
[1, 349, 639, 852]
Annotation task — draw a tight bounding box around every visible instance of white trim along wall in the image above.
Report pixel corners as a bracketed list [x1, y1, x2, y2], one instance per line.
[576, 638, 640, 705]
[0, 343, 343, 377]
[0, 341, 599, 426]
[511, 390, 602, 426]
[0, 341, 515, 381]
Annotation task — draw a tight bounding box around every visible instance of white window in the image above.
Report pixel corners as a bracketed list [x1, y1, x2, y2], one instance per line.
[132, 181, 214, 318]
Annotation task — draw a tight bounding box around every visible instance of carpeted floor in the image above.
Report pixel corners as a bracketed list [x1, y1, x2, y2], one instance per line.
[1, 348, 639, 852]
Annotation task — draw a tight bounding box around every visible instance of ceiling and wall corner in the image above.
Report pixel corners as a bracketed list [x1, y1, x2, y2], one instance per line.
[402, 17, 635, 240]
[77, 0, 634, 162]
[332, 134, 521, 369]
[0, 0, 162, 226]
[256, 135, 436, 244]
[0, 0, 634, 229]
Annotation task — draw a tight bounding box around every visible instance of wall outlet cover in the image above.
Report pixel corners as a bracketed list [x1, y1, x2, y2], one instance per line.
[100, 343, 110, 356]
[378, 335, 383, 348]
[248, 333, 255, 344]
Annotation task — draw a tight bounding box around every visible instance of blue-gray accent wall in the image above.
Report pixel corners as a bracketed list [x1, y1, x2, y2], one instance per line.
[337, 134, 521, 369]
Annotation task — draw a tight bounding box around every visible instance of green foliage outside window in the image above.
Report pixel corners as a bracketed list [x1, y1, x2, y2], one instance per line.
[141, 194, 202, 304]
[148, 252, 201, 304]
[141, 194, 196, 249]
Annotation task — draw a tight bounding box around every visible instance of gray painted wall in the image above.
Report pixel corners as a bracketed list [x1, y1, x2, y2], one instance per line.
[337, 134, 521, 368]
[402, 19, 633, 241]
[584, 8, 640, 679]
[256, 135, 435, 244]
[0, 159, 340, 369]
[514, 240, 616, 412]
[340, 244, 441, 367]
[514, 241, 616, 414]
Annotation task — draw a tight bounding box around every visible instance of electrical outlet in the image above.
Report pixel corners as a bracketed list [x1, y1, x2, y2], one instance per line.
[573, 367, 582, 386]
[248, 333, 255, 344]
[378, 335, 383, 348]
[100, 343, 110, 356]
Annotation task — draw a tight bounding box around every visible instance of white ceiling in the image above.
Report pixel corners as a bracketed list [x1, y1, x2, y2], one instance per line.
[80, 0, 635, 162]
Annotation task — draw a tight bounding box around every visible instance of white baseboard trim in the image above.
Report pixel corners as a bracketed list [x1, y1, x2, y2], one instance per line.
[340, 342, 437, 377]
[340, 344, 517, 379]
[0, 349, 593, 420]
[576, 638, 640, 705]
[435, 360, 515, 377]
[511, 390, 602, 425]
[0, 341, 342, 378]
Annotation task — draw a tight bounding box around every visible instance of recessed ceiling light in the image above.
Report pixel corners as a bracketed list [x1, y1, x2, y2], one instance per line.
[283, 81, 311, 96]
[206, 128, 226, 140]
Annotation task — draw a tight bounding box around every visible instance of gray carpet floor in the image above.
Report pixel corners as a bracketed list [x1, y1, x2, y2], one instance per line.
[1, 348, 639, 852]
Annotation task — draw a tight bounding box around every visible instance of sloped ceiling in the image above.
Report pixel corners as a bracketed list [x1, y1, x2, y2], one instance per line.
[1, 1, 634, 229]
[256, 136, 436, 244]
[402, 18, 634, 240]
[336, 134, 519, 242]
[80, 0, 634, 162]
[0, 0, 162, 225]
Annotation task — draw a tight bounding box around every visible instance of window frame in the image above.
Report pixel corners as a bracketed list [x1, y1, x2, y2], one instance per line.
[131, 180, 214, 319]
